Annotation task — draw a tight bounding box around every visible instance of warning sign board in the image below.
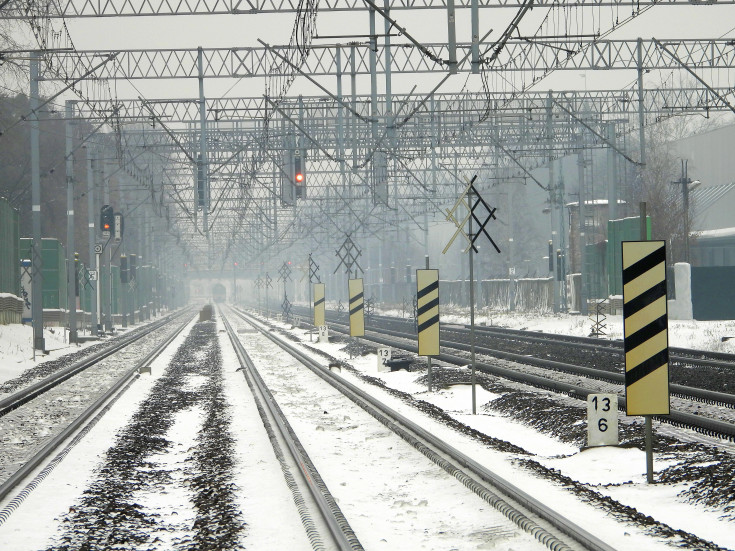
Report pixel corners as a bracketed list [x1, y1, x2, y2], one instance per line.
[417, 269, 440, 356]
[622, 240, 670, 416]
[314, 283, 325, 327]
[348, 278, 364, 337]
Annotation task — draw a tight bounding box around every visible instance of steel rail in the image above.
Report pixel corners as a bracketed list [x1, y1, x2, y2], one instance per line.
[234, 307, 617, 551]
[0, 311, 195, 507]
[219, 308, 362, 551]
[295, 307, 735, 370]
[463, 322, 735, 367]
[0, 308, 192, 418]
[312, 313, 735, 441]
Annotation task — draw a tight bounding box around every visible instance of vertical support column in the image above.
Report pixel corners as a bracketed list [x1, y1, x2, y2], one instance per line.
[471, 0, 480, 74]
[447, 0, 458, 74]
[468, 190, 477, 415]
[607, 122, 618, 221]
[103, 150, 113, 332]
[578, 142, 588, 314]
[30, 52, 45, 351]
[368, 8, 379, 200]
[558, 163, 567, 311]
[87, 147, 97, 333]
[197, 47, 210, 262]
[336, 47, 346, 193]
[637, 38, 646, 169]
[65, 100, 77, 343]
[350, 44, 358, 199]
[546, 92, 559, 312]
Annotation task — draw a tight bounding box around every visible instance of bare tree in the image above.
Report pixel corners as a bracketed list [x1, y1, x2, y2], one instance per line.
[624, 114, 715, 263]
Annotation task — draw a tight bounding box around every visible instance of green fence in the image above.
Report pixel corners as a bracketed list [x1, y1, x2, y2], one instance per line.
[0, 198, 19, 295]
[19, 238, 67, 310]
[607, 216, 651, 296]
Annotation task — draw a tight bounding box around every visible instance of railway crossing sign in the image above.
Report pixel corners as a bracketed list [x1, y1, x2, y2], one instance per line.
[622, 240, 670, 416]
[309, 253, 321, 283]
[335, 235, 363, 277]
[313, 283, 325, 326]
[281, 293, 292, 320]
[442, 175, 501, 255]
[416, 269, 440, 356]
[348, 278, 365, 337]
[279, 261, 292, 282]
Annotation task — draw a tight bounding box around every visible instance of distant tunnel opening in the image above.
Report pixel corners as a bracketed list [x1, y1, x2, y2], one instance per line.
[212, 283, 226, 303]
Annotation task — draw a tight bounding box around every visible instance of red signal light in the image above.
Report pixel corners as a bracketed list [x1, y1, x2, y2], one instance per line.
[295, 172, 304, 184]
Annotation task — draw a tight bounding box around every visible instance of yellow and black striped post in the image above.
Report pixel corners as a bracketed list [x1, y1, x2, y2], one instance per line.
[622, 240, 670, 416]
[313, 283, 325, 327]
[348, 278, 364, 337]
[417, 269, 440, 356]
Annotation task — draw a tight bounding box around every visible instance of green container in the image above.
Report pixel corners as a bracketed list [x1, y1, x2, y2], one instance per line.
[607, 216, 652, 296]
[0, 198, 20, 295]
[19, 238, 67, 310]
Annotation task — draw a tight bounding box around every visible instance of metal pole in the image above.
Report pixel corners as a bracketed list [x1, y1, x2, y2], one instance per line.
[682, 160, 690, 263]
[336, 48, 346, 194]
[197, 47, 210, 265]
[30, 52, 45, 351]
[640, 200, 654, 484]
[65, 100, 77, 343]
[469, 189, 477, 415]
[637, 38, 647, 167]
[426, 254, 432, 392]
[607, 122, 618, 221]
[350, 44, 358, 179]
[369, 7, 379, 202]
[96, 250, 102, 334]
[103, 157, 112, 332]
[447, 0, 458, 74]
[87, 147, 97, 334]
[578, 141, 588, 314]
[470, 0, 479, 74]
[546, 93, 559, 312]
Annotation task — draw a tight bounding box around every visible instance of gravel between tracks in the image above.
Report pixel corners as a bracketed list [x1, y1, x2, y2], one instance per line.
[44, 320, 245, 551]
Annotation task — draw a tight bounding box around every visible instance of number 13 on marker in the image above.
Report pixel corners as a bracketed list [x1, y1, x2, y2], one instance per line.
[587, 393, 619, 447]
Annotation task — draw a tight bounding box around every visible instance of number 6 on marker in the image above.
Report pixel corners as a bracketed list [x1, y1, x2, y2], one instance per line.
[587, 393, 619, 447]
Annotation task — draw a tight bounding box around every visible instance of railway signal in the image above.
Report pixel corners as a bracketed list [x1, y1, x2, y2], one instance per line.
[100, 205, 114, 236]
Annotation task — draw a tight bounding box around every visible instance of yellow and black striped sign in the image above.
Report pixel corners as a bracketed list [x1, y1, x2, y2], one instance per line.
[622, 240, 670, 416]
[417, 269, 440, 356]
[313, 283, 325, 327]
[348, 278, 364, 337]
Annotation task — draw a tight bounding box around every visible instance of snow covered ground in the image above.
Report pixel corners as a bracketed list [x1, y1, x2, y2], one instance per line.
[0, 309, 733, 550]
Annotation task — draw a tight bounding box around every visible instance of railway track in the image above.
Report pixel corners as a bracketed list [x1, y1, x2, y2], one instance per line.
[284, 306, 735, 441]
[220, 307, 363, 551]
[0, 308, 193, 416]
[0, 310, 195, 515]
[225, 305, 617, 551]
